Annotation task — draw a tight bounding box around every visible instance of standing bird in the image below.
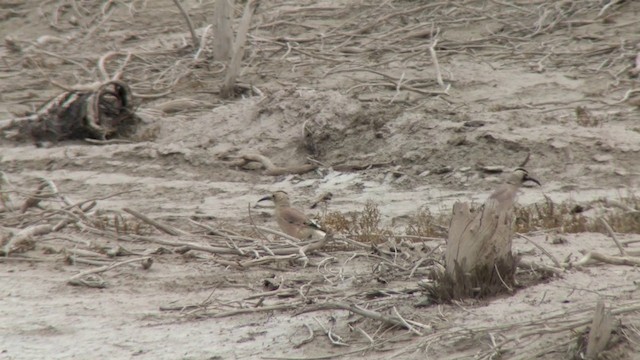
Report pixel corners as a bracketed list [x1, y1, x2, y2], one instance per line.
[258, 191, 326, 241]
[485, 167, 540, 213]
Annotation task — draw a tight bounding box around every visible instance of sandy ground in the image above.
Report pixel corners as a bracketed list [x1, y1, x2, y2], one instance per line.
[2, 1, 640, 359]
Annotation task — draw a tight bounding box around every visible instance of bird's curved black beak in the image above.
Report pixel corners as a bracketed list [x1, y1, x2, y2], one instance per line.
[258, 195, 273, 203]
[523, 174, 541, 186]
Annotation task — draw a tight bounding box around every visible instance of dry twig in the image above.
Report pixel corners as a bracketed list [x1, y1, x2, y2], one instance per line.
[599, 218, 626, 256]
[67, 256, 153, 288]
[221, 0, 259, 97]
[172, 0, 199, 49]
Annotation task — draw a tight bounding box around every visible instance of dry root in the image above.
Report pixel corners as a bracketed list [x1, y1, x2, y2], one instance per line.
[2, 81, 141, 144]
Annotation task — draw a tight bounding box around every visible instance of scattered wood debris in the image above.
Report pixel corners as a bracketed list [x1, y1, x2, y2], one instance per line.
[0, 81, 141, 144]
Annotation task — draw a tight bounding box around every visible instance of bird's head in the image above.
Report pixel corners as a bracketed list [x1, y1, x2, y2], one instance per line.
[258, 191, 290, 206]
[509, 167, 541, 186]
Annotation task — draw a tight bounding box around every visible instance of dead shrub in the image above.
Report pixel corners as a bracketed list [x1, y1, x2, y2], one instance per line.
[515, 196, 590, 233]
[404, 208, 448, 239]
[575, 106, 601, 127]
[90, 212, 153, 236]
[322, 201, 392, 244]
[516, 196, 640, 235]
[425, 255, 519, 302]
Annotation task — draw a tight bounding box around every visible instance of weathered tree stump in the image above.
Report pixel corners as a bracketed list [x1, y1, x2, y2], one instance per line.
[435, 165, 539, 300]
[443, 200, 518, 299]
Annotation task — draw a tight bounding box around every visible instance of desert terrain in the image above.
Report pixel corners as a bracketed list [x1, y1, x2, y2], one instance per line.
[2, 0, 640, 359]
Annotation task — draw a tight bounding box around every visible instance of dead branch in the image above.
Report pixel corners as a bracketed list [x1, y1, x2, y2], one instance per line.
[428, 28, 446, 89]
[221, 0, 258, 98]
[517, 233, 562, 268]
[195, 24, 213, 60]
[313, 316, 348, 346]
[293, 323, 315, 348]
[518, 259, 564, 275]
[129, 234, 245, 255]
[296, 302, 429, 333]
[213, 0, 233, 62]
[220, 254, 300, 269]
[122, 207, 188, 236]
[256, 225, 302, 244]
[20, 180, 51, 213]
[0, 171, 16, 211]
[4, 81, 140, 143]
[586, 300, 615, 358]
[172, 0, 199, 48]
[236, 153, 318, 175]
[332, 160, 394, 172]
[599, 218, 626, 256]
[67, 256, 153, 288]
[126, 231, 328, 257]
[575, 251, 640, 267]
[1, 224, 53, 256]
[0, 256, 52, 263]
[66, 255, 113, 267]
[199, 303, 302, 318]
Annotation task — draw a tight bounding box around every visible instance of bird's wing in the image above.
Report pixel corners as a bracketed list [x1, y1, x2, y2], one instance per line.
[281, 208, 323, 230]
[487, 183, 519, 212]
[305, 218, 324, 230]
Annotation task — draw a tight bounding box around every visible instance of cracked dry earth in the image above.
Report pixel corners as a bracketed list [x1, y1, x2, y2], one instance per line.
[2, 1, 640, 359]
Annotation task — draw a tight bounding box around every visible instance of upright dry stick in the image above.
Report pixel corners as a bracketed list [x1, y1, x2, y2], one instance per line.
[213, 0, 233, 62]
[600, 218, 626, 256]
[586, 300, 615, 358]
[172, 0, 199, 48]
[221, 0, 258, 98]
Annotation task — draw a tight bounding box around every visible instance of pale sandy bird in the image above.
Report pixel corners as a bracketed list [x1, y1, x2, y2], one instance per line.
[258, 191, 326, 240]
[485, 167, 540, 213]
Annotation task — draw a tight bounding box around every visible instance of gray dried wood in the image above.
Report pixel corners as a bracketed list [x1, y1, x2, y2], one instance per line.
[445, 201, 514, 275]
[213, 0, 233, 62]
[586, 300, 614, 359]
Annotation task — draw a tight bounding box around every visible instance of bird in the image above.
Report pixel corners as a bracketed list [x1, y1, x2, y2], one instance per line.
[258, 191, 326, 241]
[485, 167, 540, 213]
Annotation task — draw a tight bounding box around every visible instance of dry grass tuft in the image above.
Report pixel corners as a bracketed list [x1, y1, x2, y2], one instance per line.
[324, 203, 447, 244]
[404, 208, 448, 239]
[575, 106, 601, 127]
[426, 255, 519, 302]
[322, 201, 392, 244]
[90, 212, 153, 235]
[516, 196, 640, 235]
[324, 196, 640, 248]
[515, 196, 590, 233]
